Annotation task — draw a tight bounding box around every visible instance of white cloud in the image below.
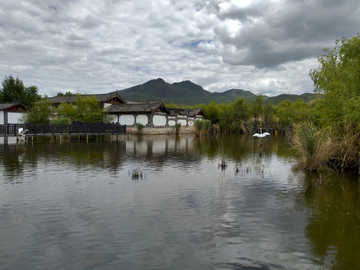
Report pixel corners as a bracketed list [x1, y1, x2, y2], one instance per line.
[0, 0, 359, 97]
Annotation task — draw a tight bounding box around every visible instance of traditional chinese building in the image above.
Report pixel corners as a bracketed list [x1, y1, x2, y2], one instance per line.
[0, 103, 29, 125]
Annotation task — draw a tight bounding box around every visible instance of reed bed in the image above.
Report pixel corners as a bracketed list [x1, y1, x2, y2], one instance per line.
[292, 122, 360, 171]
[191, 119, 211, 137]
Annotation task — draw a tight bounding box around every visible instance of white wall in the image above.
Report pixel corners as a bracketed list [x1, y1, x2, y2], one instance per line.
[177, 119, 187, 126]
[0, 111, 4, 124]
[136, 115, 148, 125]
[108, 115, 117, 123]
[8, 112, 24, 124]
[153, 115, 166, 126]
[168, 120, 176, 126]
[120, 115, 135, 125]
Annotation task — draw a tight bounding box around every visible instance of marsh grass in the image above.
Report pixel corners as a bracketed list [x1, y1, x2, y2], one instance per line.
[191, 119, 211, 136]
[211, 134, 227, 168]
[292, 123, 360, 171]
[135, 123, 144, 134]
[174, 123, 182, 134]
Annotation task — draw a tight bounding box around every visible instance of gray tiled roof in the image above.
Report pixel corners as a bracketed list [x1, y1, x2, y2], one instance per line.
[0, 102, 29, 111]
[167, 107, 205, 117]
[104, 100, 170, 114]
[47, 91, 125, 104]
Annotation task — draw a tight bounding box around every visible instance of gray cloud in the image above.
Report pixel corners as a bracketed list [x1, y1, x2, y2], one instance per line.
[0, 0, 359, 97]
[212, 0, 360, 69]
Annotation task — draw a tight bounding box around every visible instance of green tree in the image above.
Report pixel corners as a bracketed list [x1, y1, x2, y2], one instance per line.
[276, 100, 293, 125]
[0, 75, 41, 107]
[310, 34, 360, 132]
[230, 98, 251, 132]
[204, 101, 221, 123]
[22, 100, 53, 124]
[263, 103, 275, 127]
[56, 91, 73, 96]
[75, 95, 105, 122]
[251, 95, 264, 128]
[56, 95, 110, 123]
[276, 99, 310, 125]
[218, 102, 232, 131]
[57, 102, 77, 123]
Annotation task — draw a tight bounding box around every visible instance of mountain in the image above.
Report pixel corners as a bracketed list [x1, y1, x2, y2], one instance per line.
[117, 78, 213, 105]
[265, 93, 319, 105]
[117, 78, 316, 106]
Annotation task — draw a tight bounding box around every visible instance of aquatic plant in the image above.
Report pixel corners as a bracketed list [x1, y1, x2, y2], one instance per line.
[192, 119, 203, 136]
[292, 122, 346, 171]
[135, 122, 144, 134]
[211, 134, 227, 168]
[192, 119, 211, 136]
[175, 123, 182, 134]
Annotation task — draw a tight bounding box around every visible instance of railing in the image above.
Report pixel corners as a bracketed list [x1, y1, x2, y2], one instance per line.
[0, 122, 126, 136]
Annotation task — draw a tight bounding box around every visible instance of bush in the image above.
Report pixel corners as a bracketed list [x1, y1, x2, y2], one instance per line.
[292, 122, 339, 171]
[135, 123, 144, 134]
[22, 100, 53, 124]
[52, 117, 69, 125]
[292, 122, 360, 171]
[192, 119, 211, 136]
[175, 123, 182, 134]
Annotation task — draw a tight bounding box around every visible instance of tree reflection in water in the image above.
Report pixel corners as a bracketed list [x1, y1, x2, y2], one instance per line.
[1, 134, 360, 268]
[293, 170, 360, 269]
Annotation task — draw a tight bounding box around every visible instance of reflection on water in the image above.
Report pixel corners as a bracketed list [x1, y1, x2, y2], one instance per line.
[0, 134, 359, 269]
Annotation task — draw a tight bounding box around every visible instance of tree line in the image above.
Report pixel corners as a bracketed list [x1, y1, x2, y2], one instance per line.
[2, 34, 360, 171]
[1, 75, 314, 128]
[0, 76, 110, 124]
[168, 94, 313, 133]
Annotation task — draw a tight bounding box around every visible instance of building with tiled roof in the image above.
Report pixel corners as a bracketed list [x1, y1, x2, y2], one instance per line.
[0, 102, 30, 124]
[46, 92, 204, 130]
[47, 92, 125, 108]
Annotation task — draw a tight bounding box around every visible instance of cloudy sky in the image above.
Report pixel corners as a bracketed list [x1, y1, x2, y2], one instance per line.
[0, 0, 359, 97]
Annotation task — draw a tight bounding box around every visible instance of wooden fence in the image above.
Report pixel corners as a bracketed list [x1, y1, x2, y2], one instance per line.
[0, 122, 127, 136]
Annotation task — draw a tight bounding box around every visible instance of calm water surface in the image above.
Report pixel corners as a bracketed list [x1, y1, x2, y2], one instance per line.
[1, 134, 360, 269]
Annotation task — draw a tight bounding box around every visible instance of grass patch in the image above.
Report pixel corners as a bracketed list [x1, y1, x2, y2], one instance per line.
[191, 119, 211, 137]
[135, 123, 144, 134]
[292, 123, 360, 171]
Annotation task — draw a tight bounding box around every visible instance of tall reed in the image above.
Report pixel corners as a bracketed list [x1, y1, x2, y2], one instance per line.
[192, 119, 211, 136]
[135, 122, 144, 134]
[175, 123, 182, 134]
[292, 122, 360, 171]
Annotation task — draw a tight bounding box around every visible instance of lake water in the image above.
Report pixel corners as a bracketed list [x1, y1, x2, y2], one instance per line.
[1, 134, 360, 269]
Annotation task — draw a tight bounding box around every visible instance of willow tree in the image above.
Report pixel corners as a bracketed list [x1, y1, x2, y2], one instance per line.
[310, 35, 360, 133]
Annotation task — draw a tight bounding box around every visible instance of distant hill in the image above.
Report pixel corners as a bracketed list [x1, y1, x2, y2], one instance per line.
[265, 93, 319, 105]
[117, 78, 317, 106]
